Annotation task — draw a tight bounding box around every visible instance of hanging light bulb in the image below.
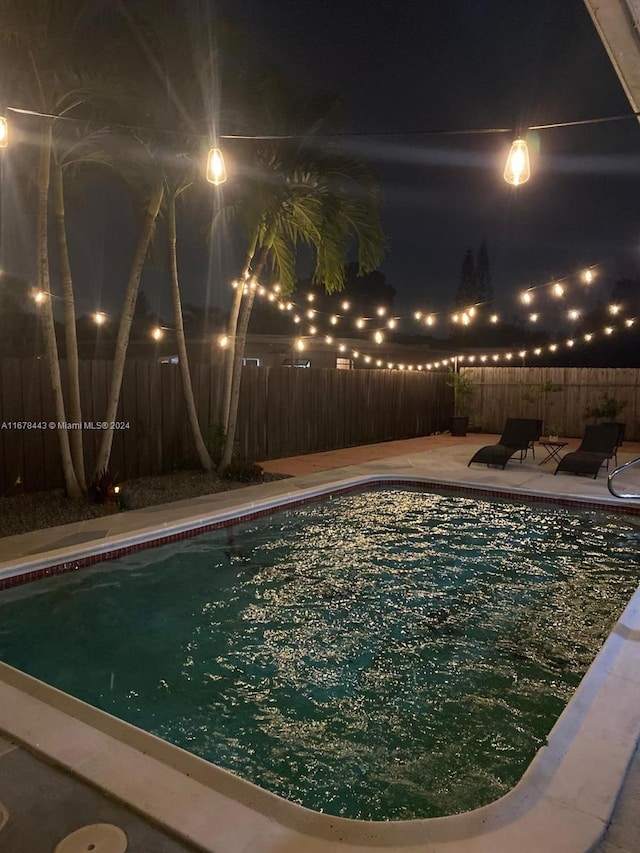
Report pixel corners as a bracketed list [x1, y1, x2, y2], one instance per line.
[218, 334, 229, 348]
[325, 335, 333, 344]
[93, 311, 107, 325]
[206, 147, 227, 184]
[374, 330, 384, 344]
[0, 116, 7, 149]
[414, 311, 422, 320]
[376, 306, 386, 316]
[387, 318, 397, 329]
[306, 309, 315, 319]
[330, 315, 338, 325]
[503, 137, 531, 186]
[609, 304, 621, 315]
[567, 339, 574, 347]
[529, 313, 539, 323]
[356, 318, 365, 329]
[308, 325, 317, 335]
[552, 282, 564, 298]
[32, 289, 47, 305]
[341, 300, 350, 311]
[521, 291, 533, 304]
[490, 314, 499, 323]
[295, 338, 305, 351]
[273, 284, 281, 294]
[425, 315, 435, 326]
[307, 293, 314, 302]
[568, 309, 580, 321]
[583, 269, 594, 284]
[604, 326, 614, 335]
[293, 315, 300, 323]
[151, 326, 163, 341]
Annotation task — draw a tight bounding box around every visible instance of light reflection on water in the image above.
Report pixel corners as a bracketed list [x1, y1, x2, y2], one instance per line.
[0, 488, 638, 820]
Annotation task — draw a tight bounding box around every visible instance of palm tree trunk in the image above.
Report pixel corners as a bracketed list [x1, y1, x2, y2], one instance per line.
[168, 193, 213, 470]
[37, 123, 82, 498]
[52, 161, 86, 491]
[94, 182, 164, 475]
[218, 245, 269, 472]
[219, 228, 259, 431]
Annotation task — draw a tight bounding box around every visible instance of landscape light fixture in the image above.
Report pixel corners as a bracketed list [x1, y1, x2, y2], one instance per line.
[205, 147, 227, 185]
[0, 116, 7, 148]
[503, 137, 531, 186]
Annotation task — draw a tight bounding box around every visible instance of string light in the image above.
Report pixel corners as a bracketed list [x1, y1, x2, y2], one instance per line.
[503, 137, 531, 186]
[609, 304, 621, 315]
[583, 269, 594, 283]
[273, 284, 281, 294]
[296, 338, 305, 351]
[307, 293, 315, 302]
[521, 291, 533, 304]
[355, 318, 365, 329]
[387, 318, 397, 329]
[306, 309, 315, 319]
[567, 309, 580, 320]
[374, 330, 384, 344]
[325, 335, 333, 344]
[293, 315, 300, 323]
[552, 282, 564, 298]
[490, 314, 498, 323]
[529, 313, 539, 322]
[218, 334, 229, 348]
[32, 289, 46, 304]
[151, 326, 163, 341]
[205, 147, 227, 185]
[376, 306, 386, 316]
[308, 326, 317, 335]
[414, 311, 422, 320]
[341, 301, 350, 311]
[93, 311, 107, 325]
[330, 315, 338, 325]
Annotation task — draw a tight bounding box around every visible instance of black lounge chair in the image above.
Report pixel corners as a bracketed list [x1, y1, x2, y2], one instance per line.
[468, 418, 544, 470]
[554, 423, 621, 479]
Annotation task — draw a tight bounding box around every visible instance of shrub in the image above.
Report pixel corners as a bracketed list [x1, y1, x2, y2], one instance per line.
[222, 461, 264, 482]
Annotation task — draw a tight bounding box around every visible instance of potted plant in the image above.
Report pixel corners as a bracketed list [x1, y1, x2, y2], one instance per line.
[447, 370, 475, 436]
[521, 380, 562, 439]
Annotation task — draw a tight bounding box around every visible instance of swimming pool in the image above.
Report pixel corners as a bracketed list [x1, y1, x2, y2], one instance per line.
[0, 487, 637, 821]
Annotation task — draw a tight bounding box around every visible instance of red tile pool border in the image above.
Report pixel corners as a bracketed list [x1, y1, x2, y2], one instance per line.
[2, 478, 640, 592]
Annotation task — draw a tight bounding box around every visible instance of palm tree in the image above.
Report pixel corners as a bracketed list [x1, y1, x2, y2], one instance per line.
[215, 137, 386, 472]
[0, 0, 103, 498]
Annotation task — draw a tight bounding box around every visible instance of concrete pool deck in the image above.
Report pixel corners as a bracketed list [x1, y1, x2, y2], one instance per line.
[1, 433, 640, 852]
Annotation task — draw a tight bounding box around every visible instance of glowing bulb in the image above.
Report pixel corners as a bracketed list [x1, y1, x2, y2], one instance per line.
[273, 284, 280, 293]
[490, 314, 498, 323]
[426, 315, 435, 326]
[376, 306, 386, 316]
[584, 333, 593, 341]
[296, 338, 305, 351]
[364, 356, 371, 364]
[549, 344, 557, 352]
[278, 301, 285, 310]
[552, 282, 564, 298]
[306, 308, 315, 319]
[32, 289, 46, 305]
[521, 291, 533, 304]
[626, 319, 635, 327]
[480, 355, 487, 363]
[461, 313, 470, 325]
[534, 348, 541, 355]
[505, 353, 513, 360]
[206, 147, 227, 185]
[529, 313, 538, 323]
[267, 292, 275, 301]
[398, 364, 405, 370]
[567, 339, 574, 347]
[407, 365, 413, 371]
[341, 301, 350, 311]
[414, 311, 422, 320]
[417, 365, 423, 370]
[93, 311, 106, 325]
[258, 286, 266, 296]
[325, 335, 333, 344]
[452, 313, 459, 323]
[339, 344, 346, 352]
[504, 137, 531, 186]
[568, 309, 580, 321]
[308, 326, 317, 335]
[356, 318, 365, 329]
[519, 350, 526, 358]
[218, 334, 229, 348]
[468, 355, 476, 363]
[307, 293, 314, 302]
[604, 326, 613, 335]
[583, 269, 594, 284]
[293, 315, 300, 323]
[330, 315, 338, 325]
[0, 116, 7, 149]
[609, 304, 621, 315]
[376, 359, 382, 367]
[286, 302, 293, 310]
[231, 280, 238, 289]
[387, 318, 397, 329]
[388, 362, 394, 369]
[151, 326, 163, 341]
[374, 330, 384, 344]
[353, 351, 359, 358]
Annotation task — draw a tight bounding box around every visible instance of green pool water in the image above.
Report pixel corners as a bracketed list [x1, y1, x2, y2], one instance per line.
[0, 488, 638, 820]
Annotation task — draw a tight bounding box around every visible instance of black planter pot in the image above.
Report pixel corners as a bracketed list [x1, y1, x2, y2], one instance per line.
[450, 415, 469, 437]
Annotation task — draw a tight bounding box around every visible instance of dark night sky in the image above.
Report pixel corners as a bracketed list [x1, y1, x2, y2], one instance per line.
[3, 0, 640, 325]
[211, 0, 640, 317]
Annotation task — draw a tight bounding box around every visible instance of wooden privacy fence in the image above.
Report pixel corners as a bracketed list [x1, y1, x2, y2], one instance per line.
[466, 366, 640, 440]
[0, 360, 450, 493]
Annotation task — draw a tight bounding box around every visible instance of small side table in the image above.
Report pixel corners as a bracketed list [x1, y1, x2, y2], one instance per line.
[537, 439, 568, 465]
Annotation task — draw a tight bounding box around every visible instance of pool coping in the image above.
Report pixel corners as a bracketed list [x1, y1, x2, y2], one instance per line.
[1, 471, 640, 851]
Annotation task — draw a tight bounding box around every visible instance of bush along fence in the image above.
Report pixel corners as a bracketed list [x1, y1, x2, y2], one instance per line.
[0, 360, 451, 493]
